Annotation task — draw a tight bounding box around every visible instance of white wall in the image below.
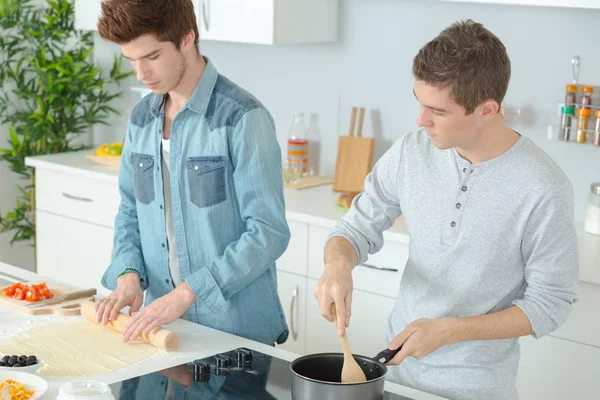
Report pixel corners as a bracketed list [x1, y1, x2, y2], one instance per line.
[4, 0, 600, 266]
[91, 0, 600, 223]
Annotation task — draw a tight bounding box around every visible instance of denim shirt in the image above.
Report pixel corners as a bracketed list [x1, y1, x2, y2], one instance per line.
[101, 58, 291, 346]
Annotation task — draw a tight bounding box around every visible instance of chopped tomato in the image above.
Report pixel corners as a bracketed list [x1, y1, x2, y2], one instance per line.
[12, 287, 25, 301]
[25, 289, 40, 302]
[2, 281, 53, 302]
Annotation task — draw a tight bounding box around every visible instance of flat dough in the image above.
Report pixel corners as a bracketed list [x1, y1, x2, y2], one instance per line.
[0, 321, 157, 377]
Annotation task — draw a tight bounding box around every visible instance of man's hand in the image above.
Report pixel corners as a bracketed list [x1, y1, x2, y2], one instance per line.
[386, 318, 457, 365]
[94, 273, 143, 325]
[314, 260, 354, 337]
[122, 281, 197, 342]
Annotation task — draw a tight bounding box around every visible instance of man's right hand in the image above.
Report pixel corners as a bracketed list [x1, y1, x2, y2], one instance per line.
[94, 272, 143, 325]
[314, 261, 354, 337]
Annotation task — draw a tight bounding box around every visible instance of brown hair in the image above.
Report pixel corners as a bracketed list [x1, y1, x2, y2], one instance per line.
[412, 20, 511, 114]
[98, 0, 199, 50]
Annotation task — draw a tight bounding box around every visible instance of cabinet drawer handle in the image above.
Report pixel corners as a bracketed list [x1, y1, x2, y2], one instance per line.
[62, 193, 94, 203]
[360, 263, 398, 272]
[290, 285, 299, 341]
[202, 0, 210, 31]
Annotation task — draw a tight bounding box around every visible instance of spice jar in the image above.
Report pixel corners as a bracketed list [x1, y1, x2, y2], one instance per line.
[584, 183, 600, 235]
[565, 84, 577, 108]
[581, 86, 594, 110]
[559, 106, 574, 141]
[576, 108, 591, 143]
[593, 110, 600, 146]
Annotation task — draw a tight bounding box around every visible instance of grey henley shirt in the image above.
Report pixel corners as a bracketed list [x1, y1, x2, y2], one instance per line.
[329, 129, 579, 400]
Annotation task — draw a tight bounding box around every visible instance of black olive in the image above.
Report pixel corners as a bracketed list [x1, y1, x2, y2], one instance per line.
[17, 355, 26, 364]
[7, 356, 17, 366]
[12, 363, 21, 368]
[1, 355, 9, 364]
[0, 362, 5, 367]
[27, 355, 37, 363]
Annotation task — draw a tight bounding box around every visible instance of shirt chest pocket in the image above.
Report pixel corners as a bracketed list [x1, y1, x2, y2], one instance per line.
[130, 152, 155, 205]
[187, 156, 227, 208]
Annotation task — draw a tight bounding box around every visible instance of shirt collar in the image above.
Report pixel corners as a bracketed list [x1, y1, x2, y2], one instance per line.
[149, 56, 218, 117]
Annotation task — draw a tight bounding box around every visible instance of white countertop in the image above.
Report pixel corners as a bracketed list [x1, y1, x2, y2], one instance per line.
[25, 151, 599, 284]
[0, 262, 444, 400]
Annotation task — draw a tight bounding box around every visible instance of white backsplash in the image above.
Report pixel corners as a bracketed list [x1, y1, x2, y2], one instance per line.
[90, 0, 600, 222]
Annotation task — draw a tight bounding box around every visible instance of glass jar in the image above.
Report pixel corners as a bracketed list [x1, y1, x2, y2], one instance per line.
[565, 84, 577, 108]
[592, 110, 600, 146]
[559, 106, 574, 141]
[576, 108, 591, 143]
[584, 183, 600, 235]
[57, 381, 115, 400]
[581, 86, 594, 110]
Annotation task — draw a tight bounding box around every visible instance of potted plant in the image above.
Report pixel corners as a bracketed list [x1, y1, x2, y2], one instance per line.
[0, 0, 132, 263]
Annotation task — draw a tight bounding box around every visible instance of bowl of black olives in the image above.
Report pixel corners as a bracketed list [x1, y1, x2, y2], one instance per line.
[0, 354, 44, 373]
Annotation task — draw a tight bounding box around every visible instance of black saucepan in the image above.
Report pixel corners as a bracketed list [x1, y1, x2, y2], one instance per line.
[290, 347, 401, 400]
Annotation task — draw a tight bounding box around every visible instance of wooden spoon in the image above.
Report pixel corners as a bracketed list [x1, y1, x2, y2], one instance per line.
[331, 303, 367, 383]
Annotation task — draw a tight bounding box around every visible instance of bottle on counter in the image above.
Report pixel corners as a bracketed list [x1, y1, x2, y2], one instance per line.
[307, 113, 322, 176]
[559, 106, 575, 141]
[584, 183, 600, 236]
[576, 108, 591, 144]
[287, 113, 309, 176]
[581, 86, 594, 110]
[565, 84, 578, 108]
[592, 110, 600, 146]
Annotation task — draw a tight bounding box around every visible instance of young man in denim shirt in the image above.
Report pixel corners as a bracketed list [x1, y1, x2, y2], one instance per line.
[94, 0, 290, 348]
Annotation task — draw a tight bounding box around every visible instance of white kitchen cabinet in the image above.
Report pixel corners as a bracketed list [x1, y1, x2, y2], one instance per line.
[74, 0, 102, 31]
[307, 224, 406, 298]
[276, 271, 307, 355]
[197, 0, 338, 44]
[517, 335, 600, 399]
[433, 0, 600, 8]
[36, 211, 113, 291]
[305, 278, 395, 358]
[276, 220, 308, 276]
[75, 0, 338, 45]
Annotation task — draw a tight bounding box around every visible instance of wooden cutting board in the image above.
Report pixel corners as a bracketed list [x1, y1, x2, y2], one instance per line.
[333, 107, 374, 193]
[284, 175, 333, 190]
[0, 280, 97, 316]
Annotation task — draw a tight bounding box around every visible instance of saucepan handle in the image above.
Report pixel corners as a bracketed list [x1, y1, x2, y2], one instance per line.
[373, 347, 402, 364]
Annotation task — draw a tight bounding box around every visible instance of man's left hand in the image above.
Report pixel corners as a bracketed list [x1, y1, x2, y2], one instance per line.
[387, 318, 457, 365]
[122, 281, 197, 342]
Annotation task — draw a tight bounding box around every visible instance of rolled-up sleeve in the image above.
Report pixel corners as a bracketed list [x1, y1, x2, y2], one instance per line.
[513, 180, 579, 338]
[327, 138, 405, 264]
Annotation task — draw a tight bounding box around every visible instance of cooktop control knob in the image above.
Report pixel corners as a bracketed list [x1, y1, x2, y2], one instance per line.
[192, 361, 210, 382]
[235, 348, 252, 368]
[215, 354, 231, 369]
[215, 354, 231, 376]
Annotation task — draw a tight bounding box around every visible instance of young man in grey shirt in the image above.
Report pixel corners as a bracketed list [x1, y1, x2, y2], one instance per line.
[314, 20, 579, 400]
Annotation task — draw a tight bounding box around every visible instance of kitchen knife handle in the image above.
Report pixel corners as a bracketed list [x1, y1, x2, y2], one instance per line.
[348, 107, 357, 137]
[356, 107, 365, 137]
[374, 347, 402, 364]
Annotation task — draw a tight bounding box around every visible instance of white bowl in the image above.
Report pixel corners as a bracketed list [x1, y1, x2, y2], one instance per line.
[0, 370, 48, 399]
[0, 360, 44, 374]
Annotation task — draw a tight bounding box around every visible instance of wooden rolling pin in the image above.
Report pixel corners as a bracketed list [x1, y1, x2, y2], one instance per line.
[81, 300, 180, 351]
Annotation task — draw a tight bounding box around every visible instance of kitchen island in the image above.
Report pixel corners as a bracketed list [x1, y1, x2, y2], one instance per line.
[0, 261, 445, 400]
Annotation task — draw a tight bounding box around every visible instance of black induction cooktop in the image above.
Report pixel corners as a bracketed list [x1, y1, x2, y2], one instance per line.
[111, 348, 414, 400]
